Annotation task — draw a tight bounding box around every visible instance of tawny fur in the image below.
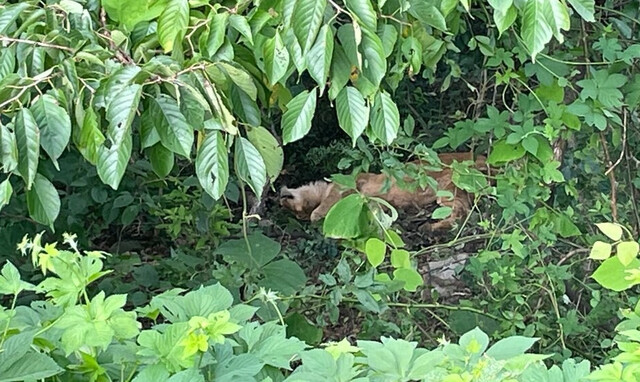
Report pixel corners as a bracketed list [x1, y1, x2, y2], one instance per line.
[280, 152, 487, 232]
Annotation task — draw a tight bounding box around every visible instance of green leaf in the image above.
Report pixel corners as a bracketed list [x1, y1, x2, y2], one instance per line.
[459, 327, 490, 355]
[0, 261, 35, 295]
[0, 45, 16, 83]
[148, 144, 175, 177]
[284, 313, 323, 345]
[336, 87, 369, 147]
[521, 0, 553, 60]
[31, 95, 71, 169]
[98, 84, 142, 190]
[0, 123, 18, 173]
[589, 241, 611, 260]
[26, 173, 60, 227]
[75, 107, 105, 165]
[215, 232, 280, 268]
[487, 0, 512, 13]
[596, 222, 623, 241]
[432, 206, 453, 220]
[487, 140, 525, 164]
[360, 29, 386, 88]
[229, 14, 253, 45]
[409, 0, 447, 32]
[393, 268, 423, 292]
[345, 0, 377, 32]
[149, 94, 194, 158]
[246, 126, 283, 184]
[370, 91, 400, 145]
[486, 336, 539, 360]
[292, 0, 327, 52]
[282, 88, 317, 145]
[494, 6, 517, 36]
[545, 0, 570, 43]
[566, 0, 595, 22]
[617, 241, 639, 266]
[263, 31, 290, 85]
[158, 0, 189, 52]
[390, 249, 411, 269]
[365, 238, 386, 267]
[592, 257, 640, 291]
[323, 194, 369, 239]
[260, 259, 307, 295]
[103, 0, 169, 30]
[353, 289, 382, 313]
[0, 3, 30, 34]
[522, 135, 539, 155]
[306, 25, 334, 93]
[196, 130, 229, 199]
[217, 62, 257, 101]
[234, 137, 266, 199]
[205, 13, 229, 57]
[14, 109, 40, 190]
[0, 352, 63, 382]
[0, 179, 11, 212]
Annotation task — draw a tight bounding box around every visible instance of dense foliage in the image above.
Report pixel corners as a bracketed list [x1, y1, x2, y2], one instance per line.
[2, 0, 640, 380]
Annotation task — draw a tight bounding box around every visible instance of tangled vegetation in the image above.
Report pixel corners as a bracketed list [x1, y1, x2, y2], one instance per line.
[2, 0, 640, 380]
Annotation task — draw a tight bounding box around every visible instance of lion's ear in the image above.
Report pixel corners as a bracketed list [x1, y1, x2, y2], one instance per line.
[280, 187, 293, 199]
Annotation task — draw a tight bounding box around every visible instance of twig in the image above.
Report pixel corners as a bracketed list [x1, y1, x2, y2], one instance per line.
[605, 108, 627, 176]
[0, 73, 54, 111]
[599, 133, 618, 222]
[557, 248, 589, 266]
[0, 36, 73, 52]
[98, 8, 134, 65]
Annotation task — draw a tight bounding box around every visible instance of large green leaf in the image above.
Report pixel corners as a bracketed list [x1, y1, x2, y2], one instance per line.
[157, 0, 189, 52]
[336, 86, 369, 146]
[323, 194, 369, 239]
[31, 95, 71, 169]
[263, 31, 290, 85]
[26, 173, 60, 228]
[292, 0, 327, 52]
[148, 144, 175, 178]
[494, 6, 518, 37]
[521, 0, 553, 60]
[0, 45, 16, 82]
[196, 130, 229, 200]
[234, 137, 267, 199]
[0, 3, 29, 34]
[544, 0, 570, 43]
[345, 0, 377, 32]
[370, 91, 399, 145]
[0, 123, 18, 173]
[0, 178, 11, 212]
[0, 352, 63, 382]
[281, 88, 317, 144]
[205, 12, 229, 57]
[75, 107, 105, 165]
[98, 84, 142, 189]
[408, 0, 447, 32]
[360, 29, 386, 89]
[14, 109, 40, 190]
[215, 232, 280, 268]
[246, 126, 283, 183]
[216, 62, 258, 101]
[103, 0, 169, 30]
[306, 25, 334, 94]
[566, 0, 595, 22]
[592, 257, 640, 291]
[149, 94, 194, 158]
[259, 259, 307, 295]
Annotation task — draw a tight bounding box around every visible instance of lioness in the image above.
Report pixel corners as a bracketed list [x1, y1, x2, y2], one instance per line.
[279, 152, 487, 231]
